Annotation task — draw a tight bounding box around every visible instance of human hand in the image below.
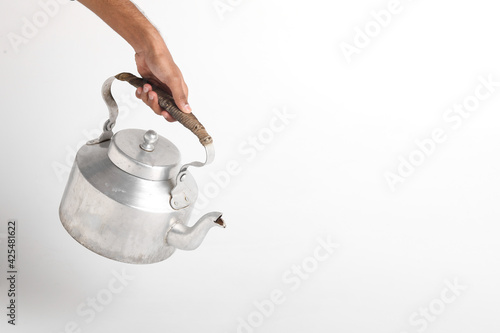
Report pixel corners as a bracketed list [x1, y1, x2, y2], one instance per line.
[134, 45, 191, 122]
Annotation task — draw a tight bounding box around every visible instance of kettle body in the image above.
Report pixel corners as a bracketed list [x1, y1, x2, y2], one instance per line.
[59, 74, 224, 264]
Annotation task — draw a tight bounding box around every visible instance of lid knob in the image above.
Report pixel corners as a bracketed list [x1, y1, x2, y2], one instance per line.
[140, 130, 159, 152]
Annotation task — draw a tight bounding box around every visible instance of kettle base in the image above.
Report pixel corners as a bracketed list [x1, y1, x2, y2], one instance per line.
[59, 141, 187, 264]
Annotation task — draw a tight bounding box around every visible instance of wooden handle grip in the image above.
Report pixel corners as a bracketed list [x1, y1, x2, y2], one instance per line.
[115, 72, 213, 146]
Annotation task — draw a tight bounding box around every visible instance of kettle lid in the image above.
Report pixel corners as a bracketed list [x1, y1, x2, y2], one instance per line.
[107, 129, 180, 181]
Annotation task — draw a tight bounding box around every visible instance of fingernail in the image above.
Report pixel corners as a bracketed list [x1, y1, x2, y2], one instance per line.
[137, 87, 142, 95]
[143, 86, 149, 93]
[148, 92, 154, 100]
[184, 104, 192, 112]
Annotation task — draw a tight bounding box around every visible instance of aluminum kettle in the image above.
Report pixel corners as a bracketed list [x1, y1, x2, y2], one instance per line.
[59, 73, 225, 264]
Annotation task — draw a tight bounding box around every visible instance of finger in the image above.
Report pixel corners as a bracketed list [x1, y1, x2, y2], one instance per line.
[161, 110, 176, 122]
[170, 83, 191, 114]
[181, 82, 190, 111]
[135, 87, 142, 98]
[147, 91, 164, 116]
[182, 81, 189, 97]
[144, 85, 173, 118]
[140, 84, 153, 109]
[141, 84, 161, 115]
[141, 84, 151, 104]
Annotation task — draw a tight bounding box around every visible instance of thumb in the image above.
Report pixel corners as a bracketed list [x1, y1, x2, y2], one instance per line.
[170, 84, 191, 114]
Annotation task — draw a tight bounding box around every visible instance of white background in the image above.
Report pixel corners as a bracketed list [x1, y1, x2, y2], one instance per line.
[1, 0, 500, 332]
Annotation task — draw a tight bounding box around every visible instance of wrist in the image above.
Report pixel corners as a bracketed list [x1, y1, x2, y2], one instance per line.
[131, 25, 165, 54]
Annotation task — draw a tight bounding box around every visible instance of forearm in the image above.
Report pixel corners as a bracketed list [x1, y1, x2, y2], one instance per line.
[77, 0, 163, 54]
[76, 0, 190, 115]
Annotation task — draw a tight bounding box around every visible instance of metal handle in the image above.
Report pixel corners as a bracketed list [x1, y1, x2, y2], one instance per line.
[86, 76, 120, 145]
[88, 74, 215, 210]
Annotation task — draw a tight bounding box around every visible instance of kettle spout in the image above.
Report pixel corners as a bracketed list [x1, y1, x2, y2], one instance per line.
[166, 212, 225, 251]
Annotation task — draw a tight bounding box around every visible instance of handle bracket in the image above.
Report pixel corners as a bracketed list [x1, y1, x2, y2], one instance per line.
[170, 143, 215, 210]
